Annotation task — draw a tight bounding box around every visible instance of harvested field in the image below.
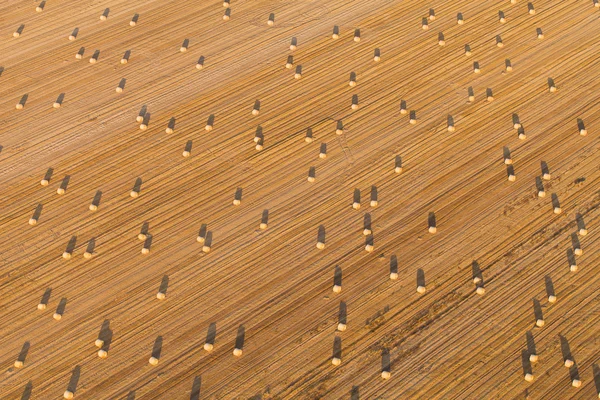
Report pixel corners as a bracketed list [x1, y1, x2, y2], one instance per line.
[1, 0, 600, 398]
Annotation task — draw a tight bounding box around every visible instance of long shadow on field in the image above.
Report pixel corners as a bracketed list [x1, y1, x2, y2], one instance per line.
[132, 178, 143, 194]
[40, 287, 52, 307]
[525, 331, 537, 360]
[338, 301, 347, 326]
[32, 204, 43, 221]
[381, 348, 391, 374]
[235, 325, 245, 351]
[318, 225, 326, 246]
[21, 381, 32, 400]
[206, 322, 217, 347]
[593, 364, 600, 395]
[86, 238, 96, 256]
[91, 190, 102, 208]
[65, 236, 77, 255]
[544, 276, 555, 300]
[56, 298, 68, 317]
[333, 266, 342, 289]
[17, 341, 30, 365]
[532, 299, 543, 326]
[363, 213, 372, 234]
[521, 350, 533, 378]
[159, 275, 169, 296]
[417, 269, 426, 289]
[190, 376, 201, 400]
[152, 336, 163, 360]
[350, 385, 359, 400]
[389, 255, 398, 277]
[428, 212, 436, 232]
[66, 366, 81, 395]
[59, 175, 70, 192]
[332, 336, 342, 360]
[99, 320, 113, 352]
[471, 261, 483, 284]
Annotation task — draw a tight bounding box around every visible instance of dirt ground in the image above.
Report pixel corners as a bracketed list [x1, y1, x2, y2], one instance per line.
[1, 0, 599, 398]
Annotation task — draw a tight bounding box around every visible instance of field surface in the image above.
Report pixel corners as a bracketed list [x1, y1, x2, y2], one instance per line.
[1, 0, 599, 399]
